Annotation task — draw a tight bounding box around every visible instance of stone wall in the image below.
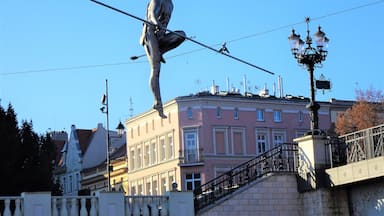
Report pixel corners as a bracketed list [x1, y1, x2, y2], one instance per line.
[198, 173, 302, 216]
[301, 188, 349, 216]
[198, 173, 351, 216]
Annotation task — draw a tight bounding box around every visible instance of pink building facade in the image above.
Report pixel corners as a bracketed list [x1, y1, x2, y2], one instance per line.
[125, 92, 334, 195]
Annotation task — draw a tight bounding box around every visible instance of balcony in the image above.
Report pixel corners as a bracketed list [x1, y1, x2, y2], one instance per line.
[179, 148, 204, 166]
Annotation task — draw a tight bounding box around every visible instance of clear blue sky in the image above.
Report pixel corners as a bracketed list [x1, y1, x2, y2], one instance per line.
[1, 0, 383, 134]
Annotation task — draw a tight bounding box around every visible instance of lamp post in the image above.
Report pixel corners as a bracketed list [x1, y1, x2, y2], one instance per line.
[288, 17, 329, 134]
[101, 80, 126, 191]
[100, 79, 112, 191]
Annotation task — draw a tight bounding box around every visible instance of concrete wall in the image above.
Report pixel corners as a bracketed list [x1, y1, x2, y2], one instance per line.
[349, 180, 384, 216]
[198, 173, 302, 216]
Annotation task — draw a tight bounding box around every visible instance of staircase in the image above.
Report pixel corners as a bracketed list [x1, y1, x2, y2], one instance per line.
[193, 143, 298, 213]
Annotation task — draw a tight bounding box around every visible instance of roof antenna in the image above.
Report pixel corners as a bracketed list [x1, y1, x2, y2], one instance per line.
[129, 97, 134, 117]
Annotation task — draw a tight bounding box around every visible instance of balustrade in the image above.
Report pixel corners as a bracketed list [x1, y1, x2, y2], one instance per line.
[0, 193, 170, 216]
[0, 197, 22, 216]
[339, 124, 384, 164]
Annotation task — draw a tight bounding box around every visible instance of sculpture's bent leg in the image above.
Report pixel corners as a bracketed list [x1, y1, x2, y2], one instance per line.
[159, 30, 186, 55]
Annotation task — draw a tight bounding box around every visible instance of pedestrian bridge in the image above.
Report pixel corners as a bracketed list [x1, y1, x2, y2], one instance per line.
[326, 124, 384, 186]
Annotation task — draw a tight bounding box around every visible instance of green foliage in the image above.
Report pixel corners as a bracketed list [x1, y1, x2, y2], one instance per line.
[0, 103, 59, 195]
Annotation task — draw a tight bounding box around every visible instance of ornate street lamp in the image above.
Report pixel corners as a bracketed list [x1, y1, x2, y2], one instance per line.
[288, 17, 329, 134]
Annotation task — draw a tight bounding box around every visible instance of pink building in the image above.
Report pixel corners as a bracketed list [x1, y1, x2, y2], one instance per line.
[125, 91, 334, 195]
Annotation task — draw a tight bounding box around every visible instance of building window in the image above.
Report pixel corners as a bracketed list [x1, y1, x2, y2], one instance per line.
[273, 110, 282, 122]
[187, 107, 193, 119]
[232, 128, 245, 155]
[214, 128, 227, 155]
[160, 138, 166, 161]
[216, 107, 222, 119]
[168, 175, 175, 191]
[144, 144, 150, 166]
[298, 111, 303, 122]
[137, 125, 140, 136]
[130, 186, 136, 195]
[137, 147, 142, 168]
[256, 109, 264, 121]
[138, 184, 143, 195]
[151, 141, 157, 164]
[168, 134, 174, 159]
[146, 182, 151, 195]
[234, 108, 239, 120]
[256, 129, 269, 154]
[75, 173, 79, 191]
[152, 180, 158, 195]
[130, 149, 135, 170]
[272, 130, 286, 147]
[184, 129, 199, 163]
[185, 173, 201, 191]
[161, 177, 167, 194]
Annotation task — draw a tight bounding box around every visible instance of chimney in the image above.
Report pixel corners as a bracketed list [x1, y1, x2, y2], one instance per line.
[210, 80, 219, 95]
[226, 77, 230, 92]
[278, 75, 283, 98]
[243, 75, 247, 94]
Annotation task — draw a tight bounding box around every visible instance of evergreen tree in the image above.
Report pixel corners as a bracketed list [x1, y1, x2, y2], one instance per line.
[0, 103, 58, 195]
[0, 104, 21, 195]
[19, 120, 41, 192]
[38, 134, 56, 191]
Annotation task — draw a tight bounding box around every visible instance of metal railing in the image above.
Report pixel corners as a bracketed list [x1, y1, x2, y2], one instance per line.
[179, 148, 204, 165]
[325, 136, 348, 168]
[193, 143, 298, 212]
[326, 124, 384, 168]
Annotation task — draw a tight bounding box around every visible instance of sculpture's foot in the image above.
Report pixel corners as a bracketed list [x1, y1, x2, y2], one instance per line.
[153, 103, 167, 119]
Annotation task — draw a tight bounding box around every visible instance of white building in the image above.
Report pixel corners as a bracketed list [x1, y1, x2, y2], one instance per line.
[54, 123, 126, 196]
